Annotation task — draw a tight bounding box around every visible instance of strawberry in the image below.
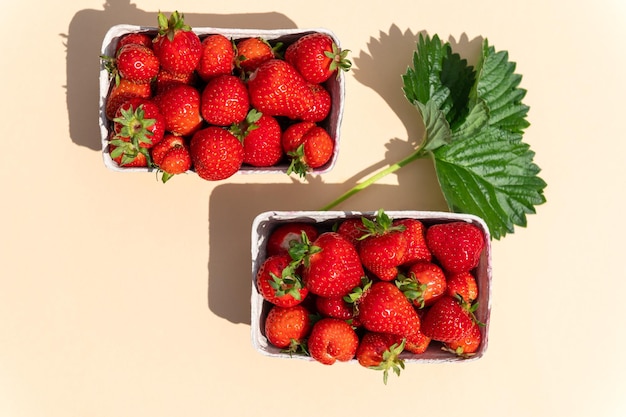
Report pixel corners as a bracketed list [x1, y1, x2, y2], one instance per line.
[420, 295, 475, 343]
[189, 126, 244, 181]
[256, 254, 308, 307]
[247, 59, 314, 119]
[108, 132, 148, 167]
[396, 261, 447, 308]
[281, 121, 315, 152]
[105, 78, 151, 120]
[446, 271, 478, 303]
[155, 69, 197, 94]
[403, 328, 431, 354]
[112, 98, 165, 149]
[153, 11, 202, 76]
[285, 32, 351, 83]
[235, 37, 279, 73]
[394, 218, 432, 266]
[115, 43, 160, 84]
[356, 281, 421, 337]
[282, 122, 334, 177]
[196, 34, 235, 81]
[426, 221, 485, 273]
[115, 32, 153, 53]
[265, 222, 319, 257]
[264, 304, 312, 352]
[442, 320, 482, 357]
[150, 134, 191, 182]
[314, 295, 356, 321]
[232, 110, 284, 167]
[300, 83, 331, 122]
[357, 209, 408, 281]
[294, 232, 364, 298]
[200, 74, 249, 126]
[355, 332, 405, 384]
[335, 218, 367, 247]
[307, 317, 359, 365]
[154, 84, 203, 136]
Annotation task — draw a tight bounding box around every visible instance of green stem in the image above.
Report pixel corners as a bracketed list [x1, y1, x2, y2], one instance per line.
[319, 147, 429, 211]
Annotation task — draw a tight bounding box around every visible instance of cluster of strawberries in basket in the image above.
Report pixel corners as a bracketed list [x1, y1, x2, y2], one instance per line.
[102, 11, 349, 182]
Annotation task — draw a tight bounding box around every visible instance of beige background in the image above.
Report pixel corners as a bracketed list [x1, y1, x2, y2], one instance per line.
[1, 0, 625, 415]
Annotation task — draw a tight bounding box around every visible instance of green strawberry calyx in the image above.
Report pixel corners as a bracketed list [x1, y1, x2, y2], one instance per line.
[372, 338, 406, 385]
[358, 208, 406, 240]
[157, 10, 192, 42]
[325, 42, 352, 77]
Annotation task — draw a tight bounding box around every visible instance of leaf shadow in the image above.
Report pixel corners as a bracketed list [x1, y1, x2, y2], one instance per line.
[337, 25, 484, 207]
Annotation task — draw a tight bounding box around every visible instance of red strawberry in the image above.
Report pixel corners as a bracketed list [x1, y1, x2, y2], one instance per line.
[247, 59, 314, 119]
[426, 222, 485, 273]
[200, 74, 249, 126]
[357, 209, 408, 282]
[152, 11, 202, 76]
[189, 126, 243, 181]
[233, 110, 284, 167]
[105, 78, 151, 120]
[265, 222, 319, 257]
[115, 32, 153, 53]
[307, 318, 359, 365]
[403, 329, 432, 354]
[446, 271, 478, 303]
[355, 332, 405, 384]
[421, 295, 475, 343]
[285, 32, 351, 83]
[235, 37, 279, 73]
[314, 295, 356, 321]
[335, 218, 367, 247]
[108, 132, 148, 167]
[300, 83, 331, 122]
[396, 261, 447, 308]
[443, 320, 482, 357]
[282, 122, 334, 177]
[155, 69, 197, 94]
[154, 84, 203, 136]
[356, 281, 421, 338]
[112, 98, 165, 149]
[264, 304, 312, 352]
[196, 34, 235, 81]
[394, 218, 432, 266]
[108, 100, 162, 168]
[115, 43, 160, 84]
[256, 254, 308, 307]
[150, 134, 191, 182]
[294, 232, 364, 298]
[281, 121, 315, 152]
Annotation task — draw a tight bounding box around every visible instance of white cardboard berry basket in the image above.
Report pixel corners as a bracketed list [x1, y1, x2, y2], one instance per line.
[99, 25, 345, 176]
[250, 210, 492, 363]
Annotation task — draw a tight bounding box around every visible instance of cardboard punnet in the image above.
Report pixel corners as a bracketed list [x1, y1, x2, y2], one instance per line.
[99, 25, 345, 175]
[250, 210, 492, 363]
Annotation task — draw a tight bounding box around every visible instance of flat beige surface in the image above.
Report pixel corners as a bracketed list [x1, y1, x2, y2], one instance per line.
[1, 0, 625, 415]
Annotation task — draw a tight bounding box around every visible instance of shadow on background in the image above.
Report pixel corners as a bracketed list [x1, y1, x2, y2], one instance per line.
[62, 0, 297, 151]
[352, 25, 483, 154]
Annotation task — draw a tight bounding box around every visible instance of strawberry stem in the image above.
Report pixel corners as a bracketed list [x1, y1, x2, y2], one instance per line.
[319, 145, 429, 211]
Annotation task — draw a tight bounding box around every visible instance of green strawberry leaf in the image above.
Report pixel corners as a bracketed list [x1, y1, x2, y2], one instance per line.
[429, 38, 545, 239]
[402, 33, 475, 132]
[414, 100, 452, 152]
[470, 41, 530, 137]
[433, 125, 547, 239]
